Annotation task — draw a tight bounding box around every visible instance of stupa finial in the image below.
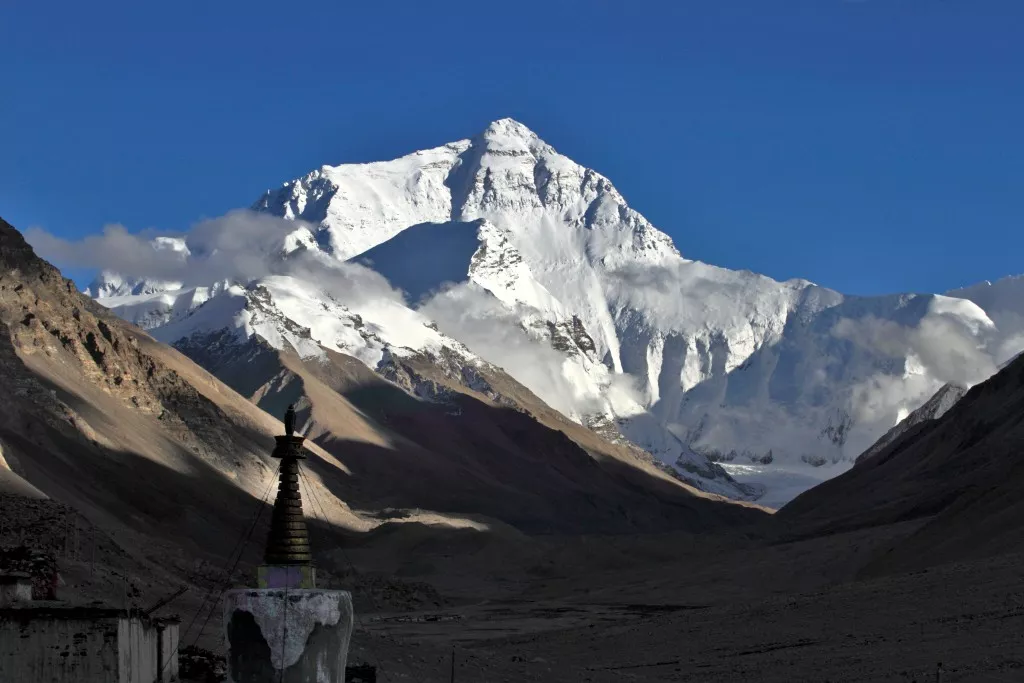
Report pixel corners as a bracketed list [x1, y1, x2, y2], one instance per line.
[284, 403, 296, 437]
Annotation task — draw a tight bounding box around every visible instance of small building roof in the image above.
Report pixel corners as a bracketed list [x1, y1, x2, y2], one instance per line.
[0, 601, 180, 624]
[0, 572, 32, 584]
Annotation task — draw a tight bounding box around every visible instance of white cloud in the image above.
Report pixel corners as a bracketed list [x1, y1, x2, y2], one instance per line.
[24, 211, 410, 310]
[832, 312, 997, 388]
[25, 223, 189, 281]
[419, 282, 602, 418]
[26, 211, 304, 286]
[832, 310, 999, 432]
[287, 251, 407, 308]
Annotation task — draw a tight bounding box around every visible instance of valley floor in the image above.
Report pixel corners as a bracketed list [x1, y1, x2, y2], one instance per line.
[346, 531, 1024, 683]
[7, 496, 1024, 683]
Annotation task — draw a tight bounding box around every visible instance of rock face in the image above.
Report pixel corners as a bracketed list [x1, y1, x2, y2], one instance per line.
[84, 119, 1023, 501]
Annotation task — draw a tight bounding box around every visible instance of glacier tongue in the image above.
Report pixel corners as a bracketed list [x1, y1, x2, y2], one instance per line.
[86, 118, 1024, 507]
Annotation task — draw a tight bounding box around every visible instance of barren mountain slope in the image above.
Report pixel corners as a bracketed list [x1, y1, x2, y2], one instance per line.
[854, 381, 968, 464]
[171, 328, 764, 535]
[2, 215, 760, 552]
[0, 216, 361, 568]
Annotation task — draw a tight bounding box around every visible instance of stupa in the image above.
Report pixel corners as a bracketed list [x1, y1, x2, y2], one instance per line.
[223, 405, 354, 682]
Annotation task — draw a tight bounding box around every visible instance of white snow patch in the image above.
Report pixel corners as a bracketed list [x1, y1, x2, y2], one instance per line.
[720, 462, 849, 510]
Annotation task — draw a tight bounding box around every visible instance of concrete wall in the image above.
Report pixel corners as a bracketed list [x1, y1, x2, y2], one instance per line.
[158, 621, 180, 682]
[0, 615, 120, 682]
[118, 616, 180, 683]
[0, 609, 180, 683]
[119, 616, 158, 683]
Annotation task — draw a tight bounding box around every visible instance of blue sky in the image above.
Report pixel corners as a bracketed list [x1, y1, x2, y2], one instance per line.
[1, 0, 1021, 295]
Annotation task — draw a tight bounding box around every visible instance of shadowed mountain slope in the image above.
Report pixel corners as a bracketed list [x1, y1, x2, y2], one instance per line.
[171, 327, 764, 535]
[1, 215, 762, 562]
[778, 351, 1024, 573]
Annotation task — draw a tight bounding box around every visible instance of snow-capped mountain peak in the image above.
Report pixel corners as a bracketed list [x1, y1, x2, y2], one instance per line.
[253, 118, 679, 266]
[87, 119, 1024, 505]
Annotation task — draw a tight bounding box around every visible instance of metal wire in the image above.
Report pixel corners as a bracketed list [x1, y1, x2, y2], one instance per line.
[190, 476, 278, 647]
[298, 462, 395, 683]
[156, 474, 277, 678]
[280, 582, 289, 683]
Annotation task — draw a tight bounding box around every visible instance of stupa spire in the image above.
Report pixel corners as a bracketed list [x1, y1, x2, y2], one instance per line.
[263, 404, 311, 566]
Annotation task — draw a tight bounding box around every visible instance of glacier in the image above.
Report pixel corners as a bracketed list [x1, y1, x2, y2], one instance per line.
[83, 118, 1024, 506]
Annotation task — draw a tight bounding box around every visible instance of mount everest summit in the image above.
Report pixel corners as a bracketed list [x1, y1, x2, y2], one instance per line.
[80, 118, 1024, 504]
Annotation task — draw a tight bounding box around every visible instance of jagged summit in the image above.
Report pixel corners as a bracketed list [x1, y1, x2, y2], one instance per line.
[250, 116, 674, 263]
[482, 117, 538, 137]
[475, 117, 552, 154]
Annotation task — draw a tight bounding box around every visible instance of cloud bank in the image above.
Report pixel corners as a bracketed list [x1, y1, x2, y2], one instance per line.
[833, 311, 998, 429]
[832, 313, 997, 388]
[27, 212, 599, 417]
[25, 210, 404, 307]
[419, 282, 604, 418]
[27, 211, 303, 286]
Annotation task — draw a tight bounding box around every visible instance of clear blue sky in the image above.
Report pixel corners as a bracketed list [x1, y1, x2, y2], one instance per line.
[2, 0, 1021, 295]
